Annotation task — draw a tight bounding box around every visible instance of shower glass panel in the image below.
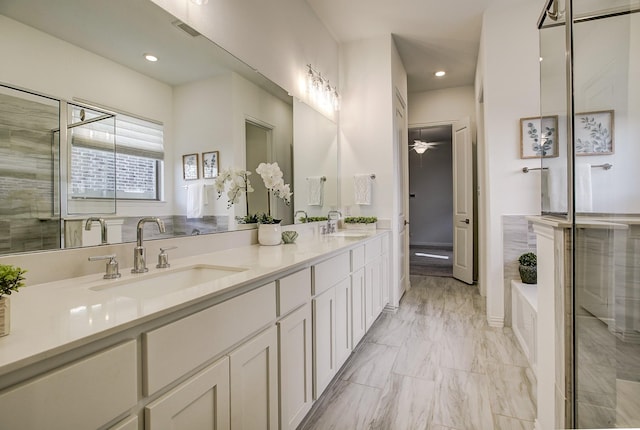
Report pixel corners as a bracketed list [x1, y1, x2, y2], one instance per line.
[0, 85, 60, 254]
[572, 3, 640, 428]
[66, 103, 116, 215]
[540, 0, 640, 427]
[540, 9, 569, 216]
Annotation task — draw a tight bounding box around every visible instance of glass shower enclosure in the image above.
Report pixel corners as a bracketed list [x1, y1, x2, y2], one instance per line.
[539, 0, 640, 427]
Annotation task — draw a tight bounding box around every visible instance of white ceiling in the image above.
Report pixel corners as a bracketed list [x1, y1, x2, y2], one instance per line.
[306, 0, 496, 93]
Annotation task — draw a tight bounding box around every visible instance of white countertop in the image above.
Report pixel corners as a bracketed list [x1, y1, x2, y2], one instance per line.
[0, 231, 384, 377]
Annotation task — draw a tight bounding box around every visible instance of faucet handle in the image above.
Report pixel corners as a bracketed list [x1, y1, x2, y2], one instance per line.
[157, 247, 177, 269]
[88, 254, 121, 279]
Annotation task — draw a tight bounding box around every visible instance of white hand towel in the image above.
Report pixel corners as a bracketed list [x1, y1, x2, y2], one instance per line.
[186, 183, 205, 219]
[307, 176, 324, 206]
[575, 163, 593, 212]
[547, 165, 567, 213]
[354, 174, 372, 205]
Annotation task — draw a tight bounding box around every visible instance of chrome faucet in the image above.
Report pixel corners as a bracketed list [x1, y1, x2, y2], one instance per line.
[85, 217, 108, 245]
[294, 210, 308, 223]
[327, 210, 342, 234]
[132, 217, 166, 274]
[327, 210, 342, 220]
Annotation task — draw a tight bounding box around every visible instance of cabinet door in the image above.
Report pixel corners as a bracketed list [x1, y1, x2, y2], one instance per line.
[145, 356, 230, 430]
[0, 341, 137, 430]
[382, 252, 390, 307]
[351, 268, 366, 348]
[278, 303, 312, 430]
[335, 277, 352, 369]
[365, 260, 382, 330]
[312, 286, 336, 399]
[229, 326, 279, 430]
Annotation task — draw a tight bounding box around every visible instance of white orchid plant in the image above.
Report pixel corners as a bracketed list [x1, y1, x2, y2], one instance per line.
[214, 162, 292, 224]
[214, 168, 253, 215]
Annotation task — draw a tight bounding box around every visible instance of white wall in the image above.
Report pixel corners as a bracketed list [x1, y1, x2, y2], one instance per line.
[293, 101, 338, 218]
[150, 0, 339, 102]
[339, 35, 395, 219]
[0, 15, 176, 217]
[173, 73, 234, 217]
[476, 0, 541, 327]
[408, 86, 476, 126]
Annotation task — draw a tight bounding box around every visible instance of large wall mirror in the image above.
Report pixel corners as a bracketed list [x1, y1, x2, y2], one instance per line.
[0, 0, 338, 255]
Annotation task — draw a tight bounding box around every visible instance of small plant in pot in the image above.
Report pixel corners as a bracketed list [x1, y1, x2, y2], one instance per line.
[343, 216, 378, 230]
[0, 264, 27, 337]
[518, 252, 537, 284]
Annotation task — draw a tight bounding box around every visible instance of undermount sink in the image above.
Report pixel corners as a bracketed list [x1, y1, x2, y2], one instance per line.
[90, 264, 247, 299]
[329, 230, 370, 238]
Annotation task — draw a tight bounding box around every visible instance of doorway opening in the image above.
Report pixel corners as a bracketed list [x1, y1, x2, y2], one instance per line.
[245, 121, 272, 216]
[408, 124, 453, 277]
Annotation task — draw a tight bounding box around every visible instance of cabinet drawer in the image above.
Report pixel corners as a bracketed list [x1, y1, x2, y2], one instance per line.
[365, 237, 382, 263]
[143, 283, 276, 395]
[313, 252, 350, 295]
[278, 268, 311, 317]
[0, 340, 137, 430]
[351, 245, 365, 271]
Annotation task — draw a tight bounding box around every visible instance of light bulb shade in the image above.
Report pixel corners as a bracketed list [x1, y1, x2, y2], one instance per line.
[414, 147, 427, 154]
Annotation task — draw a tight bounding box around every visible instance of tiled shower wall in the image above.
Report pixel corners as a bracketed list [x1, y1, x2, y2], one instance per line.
[503, 215, 537, 326]
[0, 92, 60, 254]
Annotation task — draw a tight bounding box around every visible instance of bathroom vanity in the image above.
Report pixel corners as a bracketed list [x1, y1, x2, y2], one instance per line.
[0, 230, 390, 430]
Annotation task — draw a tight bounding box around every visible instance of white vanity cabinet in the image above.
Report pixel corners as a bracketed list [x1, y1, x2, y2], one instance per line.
[0, 340, 137, 430]
[277, 269, 313, 430]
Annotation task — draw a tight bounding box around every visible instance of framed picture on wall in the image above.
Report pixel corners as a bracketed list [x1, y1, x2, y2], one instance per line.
[182, 153, 199, 180]
[202, 151, 219, 179]
[520, 115, 558, 159]
[575, 110, 614, 155]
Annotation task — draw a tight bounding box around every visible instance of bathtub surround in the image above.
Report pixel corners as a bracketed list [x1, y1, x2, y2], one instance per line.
[502, 215, 537, 327]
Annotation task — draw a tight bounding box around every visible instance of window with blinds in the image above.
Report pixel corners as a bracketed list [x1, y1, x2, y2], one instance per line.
[69, 105, 164, 200]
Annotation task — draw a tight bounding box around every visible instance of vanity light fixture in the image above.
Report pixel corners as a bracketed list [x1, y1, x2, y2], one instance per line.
[305, 64, 340, 112]
[434, 70, 446, 77]
[144, 53, 158, 62]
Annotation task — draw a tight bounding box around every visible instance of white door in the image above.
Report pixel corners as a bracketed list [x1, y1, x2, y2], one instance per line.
[452, 118, 474, 284]
[394, 95, 409, 304]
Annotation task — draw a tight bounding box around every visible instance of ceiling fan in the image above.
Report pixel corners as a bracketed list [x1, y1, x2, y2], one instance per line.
[410, 140, 441, 154]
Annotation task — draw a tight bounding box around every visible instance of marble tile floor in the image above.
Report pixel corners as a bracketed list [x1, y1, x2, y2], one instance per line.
[299, 275, 537, 430]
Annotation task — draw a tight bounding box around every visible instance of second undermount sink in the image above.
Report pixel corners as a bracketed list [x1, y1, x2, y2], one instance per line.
[90, 264, 248, 299]
[329, 230, 371, 238]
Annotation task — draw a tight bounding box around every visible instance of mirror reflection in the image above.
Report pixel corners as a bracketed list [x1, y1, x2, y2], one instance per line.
[0, 0, 338, 256]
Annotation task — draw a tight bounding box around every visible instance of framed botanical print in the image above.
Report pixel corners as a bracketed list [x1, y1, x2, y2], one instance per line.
[575, 110, 614, 155]
[520, 115, 558, 159]
[182, 153, 199, 180]
[202, 151, 219, 179]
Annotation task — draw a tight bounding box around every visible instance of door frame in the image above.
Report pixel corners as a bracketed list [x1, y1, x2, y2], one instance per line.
[407, 119, 476, 283]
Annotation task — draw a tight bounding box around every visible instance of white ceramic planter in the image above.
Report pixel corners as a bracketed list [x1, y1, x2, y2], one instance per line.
[0, 297, 10, 337]
[258, 223, 282, 246]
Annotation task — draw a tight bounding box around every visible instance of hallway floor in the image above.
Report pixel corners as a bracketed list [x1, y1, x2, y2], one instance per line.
[409, 246, 453, 277]
[299, 275, 537, 430]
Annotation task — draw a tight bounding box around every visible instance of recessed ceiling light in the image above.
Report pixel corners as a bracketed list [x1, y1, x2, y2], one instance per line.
[539, 57, 544, 62]
[144, 54, 158, 62]
[434, 71, 446, 77]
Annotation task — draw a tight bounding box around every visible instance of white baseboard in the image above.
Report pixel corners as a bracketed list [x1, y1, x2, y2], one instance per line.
[487, 315, 504, 328]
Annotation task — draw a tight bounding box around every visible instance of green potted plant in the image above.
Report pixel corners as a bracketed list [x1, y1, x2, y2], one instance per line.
[0, 264, 27, 336]
[343, 216, 378, 231]
[518, 252, 537, 284]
